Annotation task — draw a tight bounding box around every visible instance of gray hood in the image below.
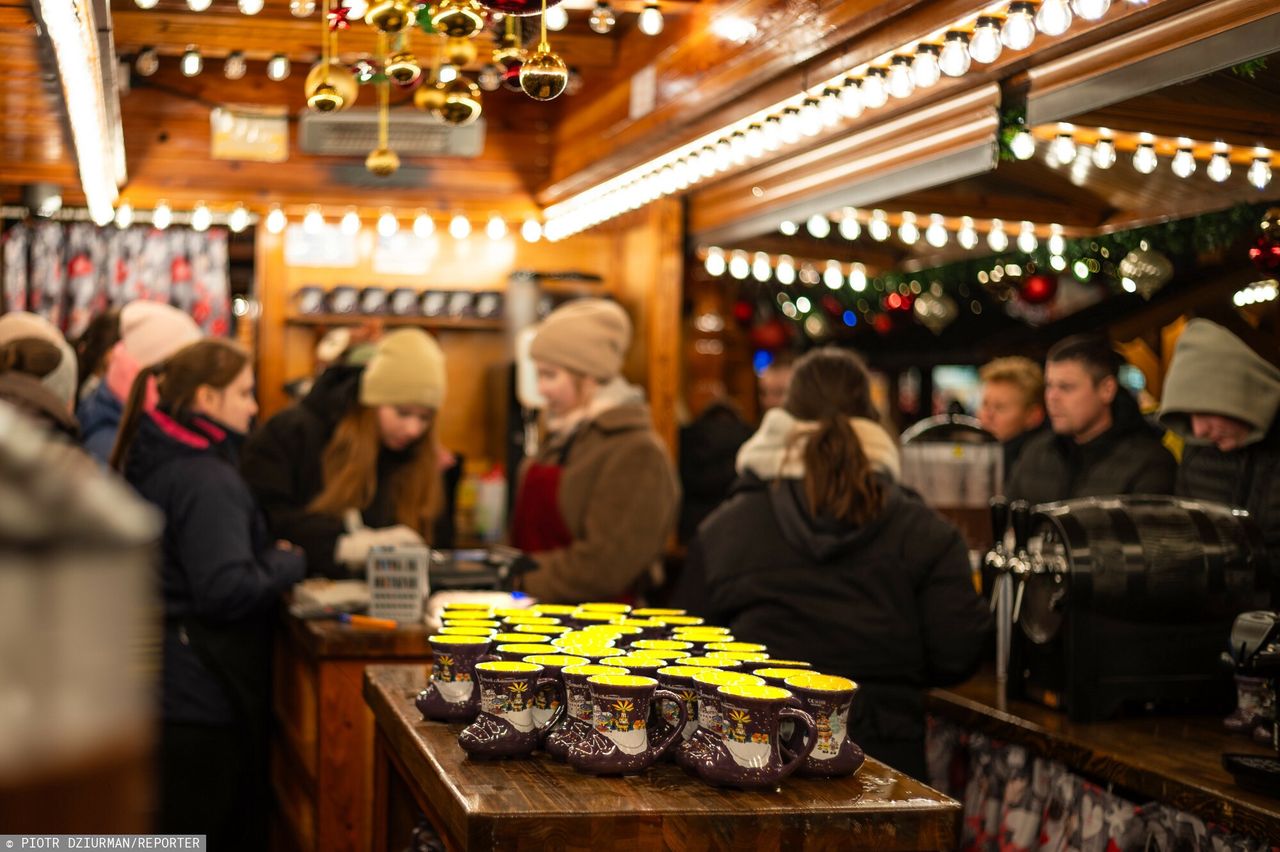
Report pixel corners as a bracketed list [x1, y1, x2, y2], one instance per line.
[1159, 319, 1280, 447]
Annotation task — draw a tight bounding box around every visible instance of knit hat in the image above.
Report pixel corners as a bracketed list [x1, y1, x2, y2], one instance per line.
[529, 298, 632, 380]
[119, 301, 202, 367]
[0, 311, 77, 411]
[359, 329, 446, 408]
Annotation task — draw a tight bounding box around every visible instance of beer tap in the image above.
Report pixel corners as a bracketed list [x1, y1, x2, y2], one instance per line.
[987, 498, 1013, 682]
[1008, 500, 1033, 625]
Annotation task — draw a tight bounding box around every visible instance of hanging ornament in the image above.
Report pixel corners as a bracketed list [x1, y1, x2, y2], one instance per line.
[1019, 273, 1058, 305]
[366, 33, 400, 176]
[439, 77, 483, 126]
[364, 0, 416, 33]
[308, 5, 357, 111]
[327, 2, 352, 28]
[520, 0, 566, 101]
[912, 291, 958, 334]
[872, 313, 893, 335]
[476, 0, 564, 14]
[732, 299, 753, 325]
[431, 0, 486, 38]
[749, 317, 789, 350]
[1118, 245, 1173, 300]
[1249, 208, 1280, 273]
[493, 17, 526, 91]
[385, 50, 421, 84]
[477, 63, 503, 91]
[445, 35, 478, 66]
[413, 77, 447, 116]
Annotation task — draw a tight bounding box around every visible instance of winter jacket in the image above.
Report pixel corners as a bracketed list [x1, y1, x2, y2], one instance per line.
[1005, 389, 1176, 506]
[518, 378, 680, 603]
[678, 402, 754, 542]
[675, 410, 991, 780]
[1159, 320, 1280, 600]
[1001, 422, 1049, 487]
[77, 380, 123, 464]
[241, 365, 456, 579]
[123, 408, 304, 728]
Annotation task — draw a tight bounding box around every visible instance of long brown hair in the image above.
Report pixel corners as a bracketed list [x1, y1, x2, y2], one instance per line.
[784, 348, 888, 526]
[307, 406, 441, 541]
[110, 338, 249, 471]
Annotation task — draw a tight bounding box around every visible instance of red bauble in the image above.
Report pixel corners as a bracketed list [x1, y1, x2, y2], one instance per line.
[1020, 273, 1058, 305]
[732, 300, 753, 324]
[821, 295, 843, 316]
[873, 313, 893, 335]
[500, 61, 525, 92]
[477, 0, 563, 15]
[1249, 236, 1280, 273]
[750, 318, 789, 350]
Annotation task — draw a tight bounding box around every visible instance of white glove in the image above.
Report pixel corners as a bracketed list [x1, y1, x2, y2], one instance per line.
[334, 524, 425, 566]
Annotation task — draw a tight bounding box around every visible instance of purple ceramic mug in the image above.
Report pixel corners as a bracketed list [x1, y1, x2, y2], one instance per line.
[782, 673, 864, 778]
[674, 670, 764, 773]
[654, 665, 704, 761]
[544, 663, 618, 761]
[696, 683, 817, 790]
[416, 635, 492, 722]
[458, 661, 564, 759]
[568, 674, 687, 775]
[522, 653, 588, 745]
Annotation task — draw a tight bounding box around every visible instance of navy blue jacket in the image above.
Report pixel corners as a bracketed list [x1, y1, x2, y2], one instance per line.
[77, 381, 123, 465]
[123, 408, 305, 726]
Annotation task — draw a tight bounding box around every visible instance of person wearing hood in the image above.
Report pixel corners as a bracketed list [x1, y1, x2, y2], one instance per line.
[1005, 335, 1176, 505]
[1159, 319, 1280, 600]
[0, 312, 80, 439]
[242, 328, 451, 578]
[77, 301, 202, 465]
[674, 347, 991, 780]
[0, 310, 78, 410]
[511, 298, 679, 603]
[111, 338, 305, 849]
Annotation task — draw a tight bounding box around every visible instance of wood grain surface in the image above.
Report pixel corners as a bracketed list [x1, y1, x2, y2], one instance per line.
[365, 664, 961, 851]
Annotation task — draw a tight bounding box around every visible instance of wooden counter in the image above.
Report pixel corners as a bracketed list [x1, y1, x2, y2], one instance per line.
[272, 611, 434, 852]
[926, 670, 1280, 840]
[365, 664, 962, 851]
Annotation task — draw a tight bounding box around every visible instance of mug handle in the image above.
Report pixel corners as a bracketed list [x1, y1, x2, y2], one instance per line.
[533, 677, 566, 737]
[777, 707, 817, 780]
[647, 688, 689, 760]
[780, 695, 805, 759]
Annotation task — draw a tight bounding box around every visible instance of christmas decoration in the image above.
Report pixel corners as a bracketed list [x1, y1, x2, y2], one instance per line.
[913, 290, 958, 334]
[1018, 272, 1058, 304]
[477, 0, 564, 15]
[364, 0, 417, 33]
[519, 0, 567, 100]
[439, 77, 483, 126]
[1117, 245, 1173, 299]
[384, 49, 421, 84]
[306, 60, 358, 111]
[1250, 208, 1280, 273]
[431, 0, 486, 38]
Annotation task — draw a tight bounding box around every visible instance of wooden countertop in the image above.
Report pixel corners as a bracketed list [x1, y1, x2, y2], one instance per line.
[365, 665, 962, 851]
[927, 670, 1280, 840]
[282, 609, 434, 661]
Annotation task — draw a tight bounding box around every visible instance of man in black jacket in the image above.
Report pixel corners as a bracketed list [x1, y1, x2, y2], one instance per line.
[1006, 335, 1175, 506]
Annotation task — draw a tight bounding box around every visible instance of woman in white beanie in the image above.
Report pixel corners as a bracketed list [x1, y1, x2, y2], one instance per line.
[243, 328, 451, 577]
[511, 298, 679, 603]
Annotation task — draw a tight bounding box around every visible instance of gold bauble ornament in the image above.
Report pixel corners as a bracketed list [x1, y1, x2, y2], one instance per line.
[304, 60, 358, 111]
[445, 36, 478, 67]
[519, 48, 567, 101]
[366, 147, 401, 177]
[364, 0, 416, 34]
[430, 0, 485, 39]
[413, 79, 447, 116]
[493, 31, 524, 64]
[439, 77, 482, 126]
[384, 50, 422, 85]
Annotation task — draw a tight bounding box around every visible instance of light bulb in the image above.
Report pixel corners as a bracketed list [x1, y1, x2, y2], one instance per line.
[925, 214, 949, 248]
[704, 247, 726, 277]
[228, 204, 250, 233]
[1036, 0, 1072, 35]
[267, 54, 291, 81]
[988, 219, 1009, 252]
[753, 252, 772, 282]
[152, 201, 172, 230]
[1049, 254, 1067, 271]
[638, 1, 664, 36]
[913, 45, 941, 88]
[135, 47, 159, 76]
[134, 0, 158, 7]
[860, 68, 887, 109]
[968, 17, 1003, 64]
[238, 0, 264, 12]
[340, 209, 361, 237]
[1133, 142, 1158, 174]
[839, 77, 863, 119]
[868, 210, 891, 241]
[544, 4, 568, 31]
[1171, 147, 1196, 178]
[696, 147, 717, 179]
[849, 263, 867, 292]
[345, 0, 367, 16]
[290, 0, 315, 15]
[779, 107, 802, 144]
[187, 0, 211, 10]
[824, 260, 844, 289]
[957, 216, 979, 249]
[190, 203, 212, 232]
[728, 250, 750, 280]
[729, 131, 748, 163]
[795, 296, 812, 313]
[589, 1, 616, 34]
[1002, 2, 1037, 50]
[114, 203, 134, 229]
[775, 256, 796, 285]
[819, 88, 842, 127]
[762, 117, 783, 151]
[806, 213, 831, 239]
[265, 206, 286, 234]
[522, 218, 542, 242]
[886, 56, 915, 99]
[1010, 130, 1036, 160]
[1017, 221, 1038, 253]
[1249, 157, 1273, 190]
[898, 211, 920, 245]
[377, 210, 398, 237]
[1048, 226, 1066, 255]
[745, 124, 766, 158]
[224, 51, 247, 80]
[300, 205, 322, 235]
[779, 220, 798, 236]
[1051, 133, 1077, 164]
[486, 215, 507, 240]
[1071, 0, 1111, 21]
[838, 212, 860, 241]
[1207, 150, 1232, 183]
[449, 214, 471, 239]
[939, 31, 971, 77]
[799, 98, 823, 137]
[180, 48, 202, 77]
[1092, 137, 1117, 168]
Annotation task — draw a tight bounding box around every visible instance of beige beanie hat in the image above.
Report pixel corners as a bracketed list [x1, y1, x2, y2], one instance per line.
[120, 301, 202, 367]
[359, 328, 446, 409]
[529, 298, 632, 380]
[0, 311, 77, 410]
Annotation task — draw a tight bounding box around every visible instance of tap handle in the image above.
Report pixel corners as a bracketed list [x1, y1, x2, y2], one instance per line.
[989, 497, 1010, 543]
[1010, 500, 1032, 552]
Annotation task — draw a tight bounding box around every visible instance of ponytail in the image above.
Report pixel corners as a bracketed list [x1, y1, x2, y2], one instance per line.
[801, 414, 885, 526]
[109, 363, 162, 472]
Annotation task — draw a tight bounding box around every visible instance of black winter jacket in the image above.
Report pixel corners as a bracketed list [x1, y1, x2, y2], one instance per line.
[241, 366, 455, 578]
[123, 409, 304, 727]
[677, 403, 754, 542]
[676, 473, 992, 780]
[1005, 390, 1176, 506]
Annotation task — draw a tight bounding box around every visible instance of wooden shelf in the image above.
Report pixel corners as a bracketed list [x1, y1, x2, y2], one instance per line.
[285, 314, 505, 331]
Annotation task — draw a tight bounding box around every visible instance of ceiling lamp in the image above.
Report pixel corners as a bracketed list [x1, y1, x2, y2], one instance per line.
[897, 211, 920, 245]
[638, 0, 663, 36]
[486, 214, 507, 240]
[849, 263, 867, 291]
[823, 261, 844, 290]
[1050, 133, 1077, 164]
[838, 212, 860, 241]
[1017, 220, 1038, 253]
[291, 0, 316, 15]
[188, 0, 212, 11]
[806, 214, 831, 239]
[1249, 156, 1273, 190]
[886, 56, 914, 99]
[134, 0, 158, 7]
[839, 77, 862, 118]
[152, 200, 173, 230]
[1047, 225, 1066, 255]
[342, 208, 363, 236]
[860, 68, 888, 109]
[114, 203, 134, 229]
[925, 214, 949, 248]
[957, 216, 979, 249]
[521, 218, 542, 242]
[267, 54, 291, 81]
[377, 209, 399, 237]
[1071, 0, 1111, 22]
[180, 47, 202, 77]
[228, 204, 250, 233]
[704, 247, 726, 276]
[1171, 144, 1196, 178]
[938, 31, 971, 77]
[1001, 2, 1037, 51]
[779, 220, 798, 236]
[238, 0, 265, 13]
[224, 51, 247, 80]
[265, 206, 287, 234]
[912, 45, 941, 88]
[1036, 0, 1072, 35]
[449, 214, 472, 239]
[544, 3, 568, 30]
[135, 47, 159, 77]
[1010, 130, 1036, 160]
[968, 17, 1003, 64]
[868, 209, 891, 242]
[1132, 140, 1158, 174]
[191, 202, 213, 232]
[303, 205, 325, 234]
[775, 256, 796, 285]
[728, 250, 750, 280]
[1091, 136, 1116, 168]
[589, 1, 616, 34]
[1206, 147, 1232, 183]
[987, 219, 1009, 252]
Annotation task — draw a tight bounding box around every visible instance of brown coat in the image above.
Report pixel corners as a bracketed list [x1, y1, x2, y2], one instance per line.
[519, 399, 679, 603]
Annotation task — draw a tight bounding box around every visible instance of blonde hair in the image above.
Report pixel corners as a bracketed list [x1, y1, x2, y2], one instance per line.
[980, 356, 1045, 411]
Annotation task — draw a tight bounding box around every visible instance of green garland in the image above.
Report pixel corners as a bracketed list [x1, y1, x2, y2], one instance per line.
[1230, 58, 1268, 79]
[997, 106, 1028, 163]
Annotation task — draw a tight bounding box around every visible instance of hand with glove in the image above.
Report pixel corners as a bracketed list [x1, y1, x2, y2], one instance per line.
[334, 509, 426, 569]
